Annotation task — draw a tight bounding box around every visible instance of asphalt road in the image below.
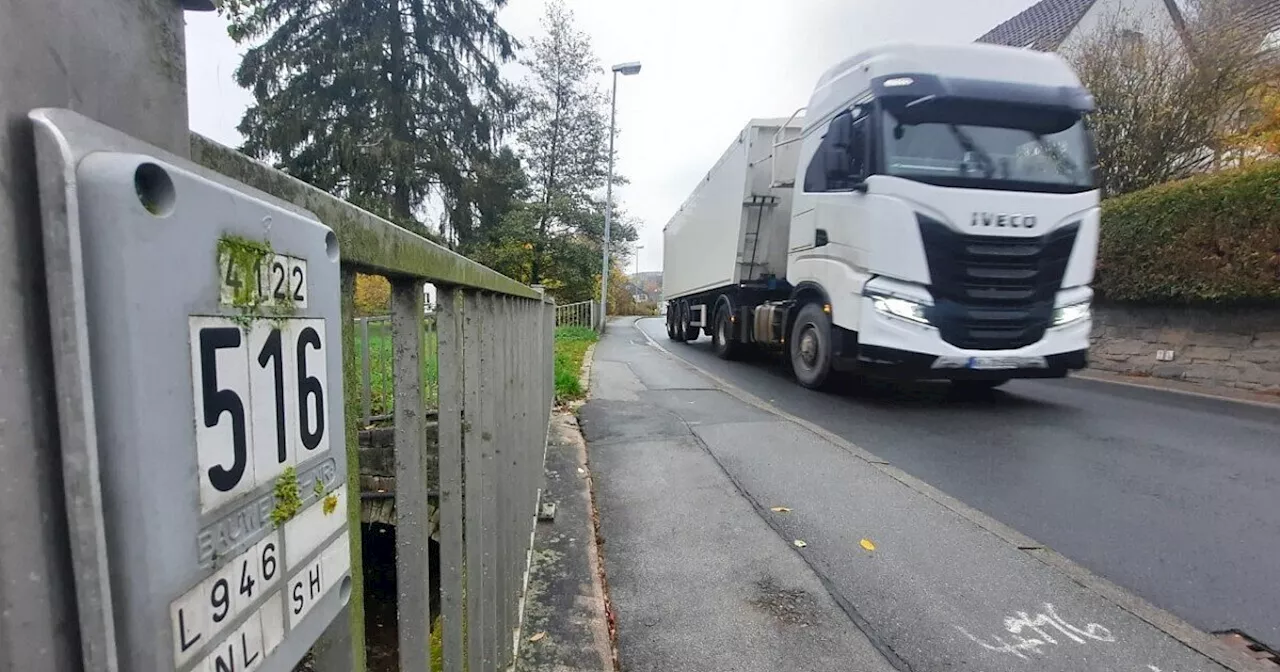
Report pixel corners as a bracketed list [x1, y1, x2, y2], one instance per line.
[634, 317, 1280, 650]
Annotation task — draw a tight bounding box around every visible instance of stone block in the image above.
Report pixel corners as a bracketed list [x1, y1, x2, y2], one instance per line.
[1238, 367, 1280, 387]
[1254, 331, 1280, 348]
[1189, 333, 1254, 349]
[1235, 348, 1280, 364]
[1097, 338, 1148, 356]
[1182, 363, 1240, 382]
[1151, 364, 1187, 379]
[1158, 328, 1191, 346]
[1183, 345, 1232, 361]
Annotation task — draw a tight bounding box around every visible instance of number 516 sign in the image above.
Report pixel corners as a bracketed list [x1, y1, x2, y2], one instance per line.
[190, 256, 331, 514]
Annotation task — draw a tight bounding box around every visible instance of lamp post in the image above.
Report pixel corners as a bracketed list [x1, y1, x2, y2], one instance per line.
[634, 244, 644, 276]
[600, 60, 641, 330]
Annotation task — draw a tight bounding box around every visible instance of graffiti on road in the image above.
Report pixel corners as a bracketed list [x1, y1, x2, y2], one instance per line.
[956, 603, 1116, 661]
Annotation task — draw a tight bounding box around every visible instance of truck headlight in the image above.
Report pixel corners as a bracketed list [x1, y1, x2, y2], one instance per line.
[1052, 300, 1090, 327]
[871, 294, 931, 325]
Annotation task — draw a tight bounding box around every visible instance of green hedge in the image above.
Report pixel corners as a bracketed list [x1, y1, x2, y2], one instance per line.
[1097, 161, 1280, 304]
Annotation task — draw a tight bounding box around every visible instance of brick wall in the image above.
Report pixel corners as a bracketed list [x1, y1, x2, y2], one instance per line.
[1090, 305, 1280, 393]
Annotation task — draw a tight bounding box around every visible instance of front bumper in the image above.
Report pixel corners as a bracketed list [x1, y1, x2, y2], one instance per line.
[849, 294, 1092, 380]
[852, 345, 1087, 380]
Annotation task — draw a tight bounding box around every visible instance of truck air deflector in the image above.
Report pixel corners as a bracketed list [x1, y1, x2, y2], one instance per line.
[916, 214, 1079, 350]
[871, 73, 1094, 112]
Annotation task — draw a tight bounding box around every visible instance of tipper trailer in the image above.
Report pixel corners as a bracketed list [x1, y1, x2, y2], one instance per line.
[661, 42, 1100, 390]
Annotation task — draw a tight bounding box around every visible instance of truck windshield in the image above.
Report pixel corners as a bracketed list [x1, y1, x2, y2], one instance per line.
[879, 98, 1094, 193]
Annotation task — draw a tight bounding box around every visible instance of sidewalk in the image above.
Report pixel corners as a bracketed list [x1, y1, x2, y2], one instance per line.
[575, 317, 1262, 672]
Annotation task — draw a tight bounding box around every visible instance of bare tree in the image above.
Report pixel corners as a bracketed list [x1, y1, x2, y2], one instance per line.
[1064, 0, 1276, 195]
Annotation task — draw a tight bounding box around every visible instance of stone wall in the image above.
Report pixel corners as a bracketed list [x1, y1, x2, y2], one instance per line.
[1090, 305, 1280, 393]
[358, 419, 439, 530]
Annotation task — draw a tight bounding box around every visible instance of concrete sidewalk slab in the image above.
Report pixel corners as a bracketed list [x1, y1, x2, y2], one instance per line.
[583, 351, 899, 672]
[580, 317, 1265, 672]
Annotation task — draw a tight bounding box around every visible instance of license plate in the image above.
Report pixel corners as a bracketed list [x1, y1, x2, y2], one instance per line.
[932, 355, 1048, 370]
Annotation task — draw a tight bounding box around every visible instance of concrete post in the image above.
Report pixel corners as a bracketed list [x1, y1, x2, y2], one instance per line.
[0, 1, 191, 670]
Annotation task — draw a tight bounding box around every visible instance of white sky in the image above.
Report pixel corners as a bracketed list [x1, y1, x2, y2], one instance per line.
[185, 0, 1041, 274]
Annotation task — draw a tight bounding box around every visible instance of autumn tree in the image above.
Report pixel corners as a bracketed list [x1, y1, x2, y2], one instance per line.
[517, 0, 635, 287]
[1064, 0, 1277, 195]
[225, 0, 516, 237]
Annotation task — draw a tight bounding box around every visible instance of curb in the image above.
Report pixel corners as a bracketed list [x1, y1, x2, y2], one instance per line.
[1074, 369, 1280, 409]
[577, 343, 596, 401]
[630, 317, 1268, 672]
[567, 338, 620, 670]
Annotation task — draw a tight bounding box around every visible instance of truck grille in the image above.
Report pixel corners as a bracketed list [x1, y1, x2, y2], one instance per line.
[917, 215, 1079, 351]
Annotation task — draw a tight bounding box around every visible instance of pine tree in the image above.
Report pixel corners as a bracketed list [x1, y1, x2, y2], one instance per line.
[225, 0, 516, 236]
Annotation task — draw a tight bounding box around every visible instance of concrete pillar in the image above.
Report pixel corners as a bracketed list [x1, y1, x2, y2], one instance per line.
[0, 1, 191, 670]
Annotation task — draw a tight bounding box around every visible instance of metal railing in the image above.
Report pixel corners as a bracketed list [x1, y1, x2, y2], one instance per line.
[555, 299, 597, 329]
[193, 136, 556, 672]
[355, 313, 439, 427]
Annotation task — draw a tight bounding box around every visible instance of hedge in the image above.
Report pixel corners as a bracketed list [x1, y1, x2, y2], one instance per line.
[1096, 161, 1280, 304]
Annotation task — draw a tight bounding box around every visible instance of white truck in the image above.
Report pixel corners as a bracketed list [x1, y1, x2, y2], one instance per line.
[662, 43, 1099, 390]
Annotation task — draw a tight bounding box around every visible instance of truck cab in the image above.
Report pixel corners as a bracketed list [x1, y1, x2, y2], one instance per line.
[782, 43, 1098, 388]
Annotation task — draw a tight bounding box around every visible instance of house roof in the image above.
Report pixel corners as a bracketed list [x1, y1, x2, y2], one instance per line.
[975, 0, 1101, 51]
[977, 0, 1280, 53]
[1209, 0, 1280, 42]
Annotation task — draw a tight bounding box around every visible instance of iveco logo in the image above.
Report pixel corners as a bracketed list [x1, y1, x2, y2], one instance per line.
[971, 212, 1037, 229]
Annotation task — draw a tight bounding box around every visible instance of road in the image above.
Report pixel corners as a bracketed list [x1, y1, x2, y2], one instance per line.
[633, 317, 1280, 651]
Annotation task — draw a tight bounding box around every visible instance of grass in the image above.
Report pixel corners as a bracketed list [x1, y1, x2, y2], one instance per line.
[357, 319, 595, 418]
[356, 317, 440, 422]
[554, 326, 598, 401]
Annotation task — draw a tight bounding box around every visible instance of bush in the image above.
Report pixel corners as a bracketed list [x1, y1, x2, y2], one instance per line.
[1097, 161, 1280, 304]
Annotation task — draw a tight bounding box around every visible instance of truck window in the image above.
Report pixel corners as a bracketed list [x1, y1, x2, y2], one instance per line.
[878, 98, 1094, 193]
[804, 107, 869, 193]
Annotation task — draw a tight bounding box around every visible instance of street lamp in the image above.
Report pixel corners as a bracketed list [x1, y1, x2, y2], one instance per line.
[600, 60, 641, 330]
[634, 244, 644, 276]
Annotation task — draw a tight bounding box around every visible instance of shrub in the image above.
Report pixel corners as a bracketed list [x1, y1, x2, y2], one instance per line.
[1096, 161, 1280, 304]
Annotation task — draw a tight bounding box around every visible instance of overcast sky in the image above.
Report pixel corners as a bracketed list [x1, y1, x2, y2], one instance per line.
[185, 0, 1041, 274]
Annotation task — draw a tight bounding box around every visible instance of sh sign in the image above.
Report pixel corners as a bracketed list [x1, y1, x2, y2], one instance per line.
[34, 110, 350, 672]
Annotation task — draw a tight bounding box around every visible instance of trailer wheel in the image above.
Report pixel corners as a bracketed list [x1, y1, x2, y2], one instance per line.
[790, 303, 834, 389]
[712, 306, 739, 360]
[669, 306, 686, 342]
[681, 302, 700, 342]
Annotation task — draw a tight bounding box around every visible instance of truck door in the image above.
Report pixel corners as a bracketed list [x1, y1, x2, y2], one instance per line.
[790, 105, 874, 330]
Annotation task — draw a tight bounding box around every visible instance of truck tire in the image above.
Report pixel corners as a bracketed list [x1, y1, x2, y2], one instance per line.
[712, 306, 739, 360]
[666, 308, 679, 341]
[790, 303, 834, 389]
[681, 302, 700, 342]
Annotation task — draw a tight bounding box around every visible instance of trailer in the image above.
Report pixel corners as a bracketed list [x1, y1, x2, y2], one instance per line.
[662, 118, 800, 342]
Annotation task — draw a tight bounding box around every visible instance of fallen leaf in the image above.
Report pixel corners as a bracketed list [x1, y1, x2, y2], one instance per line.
[770, 506, 791, 513]
[528, 631, 547, 643]
[860, 538, 876, 552]
[793, 539, 808, 548]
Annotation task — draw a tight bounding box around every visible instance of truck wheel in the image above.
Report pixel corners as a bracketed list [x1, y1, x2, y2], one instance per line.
[666, 309, 679, 340]
[790, 303, 834, 389]
[681, 303, 700, 342]
[712, 306, 739, 360]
